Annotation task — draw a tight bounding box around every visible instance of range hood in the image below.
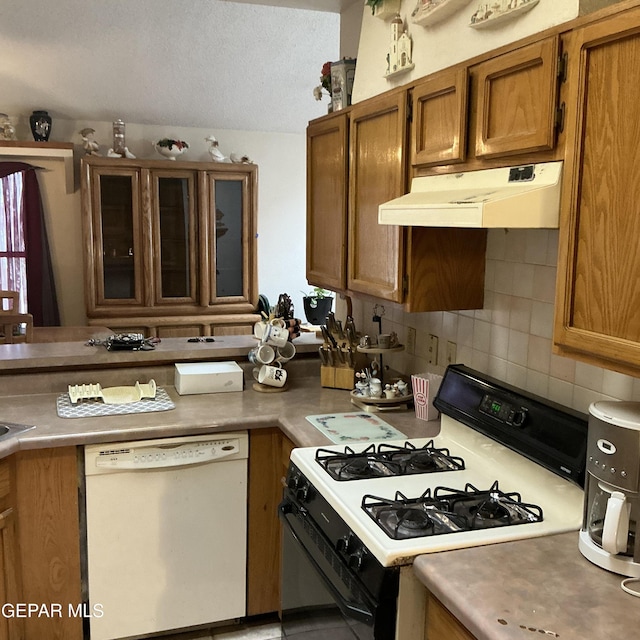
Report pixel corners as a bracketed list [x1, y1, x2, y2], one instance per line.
[378, 161, 563, 229]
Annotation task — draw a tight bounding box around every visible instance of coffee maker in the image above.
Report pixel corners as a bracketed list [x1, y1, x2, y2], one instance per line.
[579, 401, 640, 577]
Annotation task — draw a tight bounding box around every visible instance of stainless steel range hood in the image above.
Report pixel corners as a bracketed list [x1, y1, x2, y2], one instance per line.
[378, 161, 563, 229]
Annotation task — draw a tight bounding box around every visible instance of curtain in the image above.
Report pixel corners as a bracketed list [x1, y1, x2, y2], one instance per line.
[0, 162, 60, 326]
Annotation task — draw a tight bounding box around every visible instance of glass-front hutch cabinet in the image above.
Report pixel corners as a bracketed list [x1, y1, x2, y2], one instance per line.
[80, 156, 259, 337]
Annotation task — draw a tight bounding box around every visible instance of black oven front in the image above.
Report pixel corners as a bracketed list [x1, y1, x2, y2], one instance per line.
[279, 463, 399, 640]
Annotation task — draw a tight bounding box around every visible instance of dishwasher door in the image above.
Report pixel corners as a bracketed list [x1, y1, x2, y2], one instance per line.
[84, 432, 248, 640]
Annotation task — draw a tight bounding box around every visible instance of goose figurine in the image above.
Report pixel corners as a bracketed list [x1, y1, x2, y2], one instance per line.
[205, 135, 231, 163]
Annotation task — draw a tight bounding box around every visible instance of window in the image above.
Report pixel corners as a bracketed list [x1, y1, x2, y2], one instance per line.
[0, 171, 27, 313]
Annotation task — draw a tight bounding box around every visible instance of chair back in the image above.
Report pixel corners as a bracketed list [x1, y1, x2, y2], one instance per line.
[0, 291, 33, 343]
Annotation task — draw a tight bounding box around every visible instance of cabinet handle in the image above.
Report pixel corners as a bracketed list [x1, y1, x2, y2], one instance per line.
[0, 507, 14, 529]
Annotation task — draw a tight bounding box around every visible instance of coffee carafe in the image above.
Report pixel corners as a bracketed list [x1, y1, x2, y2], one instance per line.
[579, 401, 640, 577]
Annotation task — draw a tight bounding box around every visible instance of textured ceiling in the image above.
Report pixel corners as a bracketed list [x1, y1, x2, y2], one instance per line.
[1, 0, 343, 134]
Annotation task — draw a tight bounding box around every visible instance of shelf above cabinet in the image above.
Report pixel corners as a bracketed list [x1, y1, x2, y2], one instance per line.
[0, 141, 75, 193]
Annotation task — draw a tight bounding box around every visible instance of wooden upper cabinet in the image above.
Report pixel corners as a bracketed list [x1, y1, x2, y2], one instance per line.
[348, 92, 408, 302]
[411, 67, 469, 167]
[306, 112, 349, 292]
[554, 7, 640, 373]
[474, 36, 560, 159]
[81, 157, 258, 333]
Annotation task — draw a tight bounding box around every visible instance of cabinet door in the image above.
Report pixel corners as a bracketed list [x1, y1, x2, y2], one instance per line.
[555, 11, 640, 371]
[306, 113, 349, 291]
[151, 170, 199, 305]
[206, 169, 258, 306]
[426, 594, 476, 640]
[474, 36, 559, 159]
[349, 92, 408, 302]
[412, 67, 468, 167]
[85, 167, 145, 311]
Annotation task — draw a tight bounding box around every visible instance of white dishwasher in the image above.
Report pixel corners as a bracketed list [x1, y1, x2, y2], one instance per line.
[84, 432, 248, 640]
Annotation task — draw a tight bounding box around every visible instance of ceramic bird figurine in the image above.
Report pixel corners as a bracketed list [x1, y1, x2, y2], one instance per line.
[230, 152, 253, 164]
[205, 135, 231, 163]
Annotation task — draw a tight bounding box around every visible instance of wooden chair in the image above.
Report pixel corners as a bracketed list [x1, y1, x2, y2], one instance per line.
[0, 291, 33, 344]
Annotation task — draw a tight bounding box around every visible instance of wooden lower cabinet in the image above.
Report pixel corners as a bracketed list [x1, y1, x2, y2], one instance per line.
[0, 458, 24, 640]
[14, 448, 83, 640]
[246, 428, 294, 616]
[426, 593, 476, 640]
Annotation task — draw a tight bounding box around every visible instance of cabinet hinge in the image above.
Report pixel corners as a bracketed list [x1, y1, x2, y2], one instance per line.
[555, 102, 566, 134]
[403, 274, 409, 296]
[407, 96, 413, 123]
[557, 51, 568, 84]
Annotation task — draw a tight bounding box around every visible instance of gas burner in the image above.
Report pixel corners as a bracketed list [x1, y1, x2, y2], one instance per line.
[361, 481, 544, 540]
[315, 441, 465, 481]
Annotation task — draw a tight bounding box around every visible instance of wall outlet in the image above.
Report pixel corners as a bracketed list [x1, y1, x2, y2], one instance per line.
[446, 341, 457, 365]
[427, 334, 438, 365]
[406, 327, 416, 354]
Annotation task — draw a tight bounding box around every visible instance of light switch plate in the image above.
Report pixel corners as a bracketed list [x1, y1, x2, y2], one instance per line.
[427, 334, 438, 365]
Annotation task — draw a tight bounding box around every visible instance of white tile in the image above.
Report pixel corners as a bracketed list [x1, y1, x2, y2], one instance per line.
[490, 324, 510, 359]
[574, 361, 604, 392]
[509, 296, 532, 333]
[527, 336, 552, 374]
[491, 293, 511, 328]
[546, 230, 559, 267]
[475, 290, 493, 322]
[457, 344, 473, 366]
[511, 263, 535, 298]
[506, 362, 527, 388]
[471, 349, 489, 372]
[457, 314, 475, 347]
[526, 370, 549, 398]
[484, 259, 497, 291]
[547, 378, 574, 408]
[507, 329, 529, 366]
[487, 355, 508, 379]
[530, 300, 554, 339]
[524, 229, 550, 265]
[504, 229, 528, 263]
[573, 385, 606, 414]
[442, 312, 459, 342]
[602, 369, 635, 400]
[549, 353, 576, 383]
[532, 265, 557, 303]
[486, 228, 508, 260]
[473, 320, 491, 353]
[493, 261, 514, 295]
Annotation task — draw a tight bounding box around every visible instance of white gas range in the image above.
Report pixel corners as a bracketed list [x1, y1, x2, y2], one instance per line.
[279, 365, 588, 640]
[290, 414, 586, 568]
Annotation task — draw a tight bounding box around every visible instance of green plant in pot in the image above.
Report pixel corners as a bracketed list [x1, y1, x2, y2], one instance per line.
[302, 287, 333, 325]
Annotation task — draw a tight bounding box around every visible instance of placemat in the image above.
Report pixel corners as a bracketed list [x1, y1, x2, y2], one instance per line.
[305, 412, 406, 444]
[56, 387, 175, 419]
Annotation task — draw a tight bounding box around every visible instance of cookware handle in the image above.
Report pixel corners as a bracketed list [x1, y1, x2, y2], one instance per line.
[602, 491, 630, 555]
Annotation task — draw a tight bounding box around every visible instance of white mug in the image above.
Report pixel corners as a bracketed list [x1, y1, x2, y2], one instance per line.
[261, 323, 289, 348]
[248, 343, 275, 365]
[257, 363, 288, 388]
[276, 341, 296, 364]
[253, 318, 286, 340]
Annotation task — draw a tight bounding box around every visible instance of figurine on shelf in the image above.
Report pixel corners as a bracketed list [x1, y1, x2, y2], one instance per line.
[205, 135, 231, 163]
[80, 128, 101, 156]
[385, 14, 414, 78]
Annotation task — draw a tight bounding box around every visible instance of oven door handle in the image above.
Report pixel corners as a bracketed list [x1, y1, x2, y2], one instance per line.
[279, 502, 376, 625]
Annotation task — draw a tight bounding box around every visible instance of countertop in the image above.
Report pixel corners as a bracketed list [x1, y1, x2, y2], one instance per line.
[0, 371, 438, 457]
[413, 532, 640, 639]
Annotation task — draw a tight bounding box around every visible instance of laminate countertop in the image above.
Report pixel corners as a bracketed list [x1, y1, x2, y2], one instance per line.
[413, 531, 640, 640]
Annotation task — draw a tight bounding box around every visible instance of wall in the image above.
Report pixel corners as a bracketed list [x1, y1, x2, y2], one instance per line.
[340, 0, 639, 414]
[1, 0, 349, 326]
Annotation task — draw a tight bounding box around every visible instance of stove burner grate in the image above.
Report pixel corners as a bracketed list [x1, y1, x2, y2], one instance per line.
[362, 481, 544, 540]
[315, 440, 465, 481]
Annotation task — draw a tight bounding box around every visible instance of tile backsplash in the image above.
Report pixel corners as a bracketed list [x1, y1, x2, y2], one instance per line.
[347, 228, 640, 415]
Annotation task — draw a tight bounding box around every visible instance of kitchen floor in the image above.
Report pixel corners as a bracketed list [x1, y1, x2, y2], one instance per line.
[145, 610, 366, 640]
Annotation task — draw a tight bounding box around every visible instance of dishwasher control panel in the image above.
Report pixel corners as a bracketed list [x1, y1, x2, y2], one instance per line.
[86, 433, 248, 472]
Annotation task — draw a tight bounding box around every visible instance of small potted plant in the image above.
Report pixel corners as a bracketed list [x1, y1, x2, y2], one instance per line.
[302, 287, 333, 325]
[366, 0, 401, 19]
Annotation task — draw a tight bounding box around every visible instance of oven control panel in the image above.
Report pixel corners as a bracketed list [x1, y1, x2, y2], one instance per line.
[479, 394, 528, 427]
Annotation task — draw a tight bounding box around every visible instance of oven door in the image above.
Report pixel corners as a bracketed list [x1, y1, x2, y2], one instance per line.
[279, 499, 396, 640]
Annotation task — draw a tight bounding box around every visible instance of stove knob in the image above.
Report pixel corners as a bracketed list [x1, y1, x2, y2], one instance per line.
[336, 532, 358, 554]
[348, 548, 365, 571]
[295, 481, 311, 503]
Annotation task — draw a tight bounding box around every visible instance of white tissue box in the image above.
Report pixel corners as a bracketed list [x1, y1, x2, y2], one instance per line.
[174, 361, 243, 395]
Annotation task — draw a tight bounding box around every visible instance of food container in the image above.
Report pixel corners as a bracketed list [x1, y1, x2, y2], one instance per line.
[174, 361, 243, 395]
[411, 372, 443, 421]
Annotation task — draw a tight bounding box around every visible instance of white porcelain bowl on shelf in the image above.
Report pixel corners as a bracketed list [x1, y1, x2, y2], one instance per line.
[154, 139, 189, 160]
